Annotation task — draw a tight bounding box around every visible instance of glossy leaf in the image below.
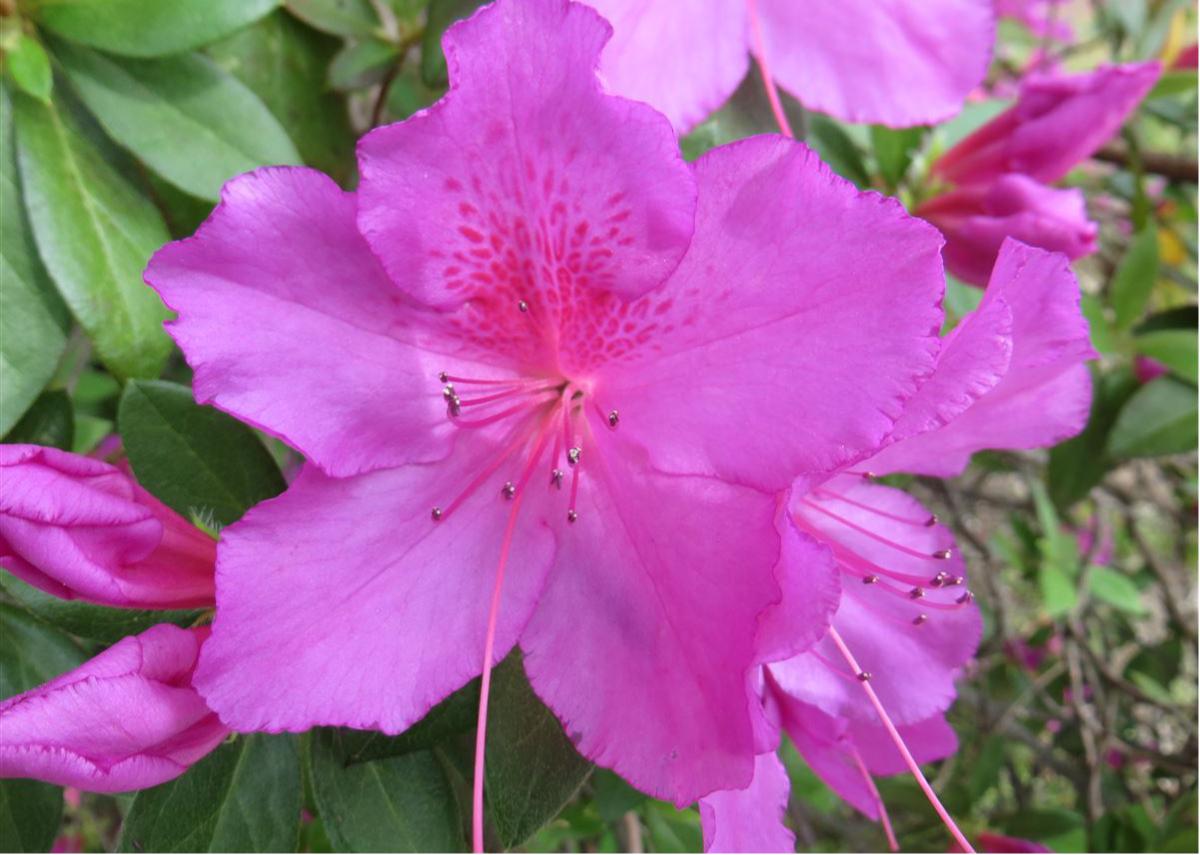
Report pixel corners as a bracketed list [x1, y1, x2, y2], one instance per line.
[329, 39, 399, 91]
[3, 389, 73, 450]
[1134, 328, 1198, 384]
[871, 124, 925, 190]
[118, 380, 286, 527]
[119, 735, 301, 853]
[1107, 375, 1198, 458]
[37, 0, 280, 58]
[1111, 226, 1160, 331]
[4, 35, 52, 103]
[338, 679, 481, 766]
[13, 91, 171, 380]
[286, 0, 382, 38]
[57, 43, 301, 202]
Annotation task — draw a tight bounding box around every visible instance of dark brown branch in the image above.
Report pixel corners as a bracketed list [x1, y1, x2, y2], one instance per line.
[1093, 143, 1199, 182]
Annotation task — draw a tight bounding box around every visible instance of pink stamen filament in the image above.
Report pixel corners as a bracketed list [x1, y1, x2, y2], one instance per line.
[442, 374, 549, 387]
[453, 395, 557, 429]
[826, 627, 975, 853]
[458, 383, 560, 408]
[472, 415, 556, 853]
[832, 545, 937, 587]
[815, 486, 936, 527]
[746, 0, 795, 139]
[848, 744, 899, 852]
[440, 414, 545, 520]
[802, 500, 950, 562]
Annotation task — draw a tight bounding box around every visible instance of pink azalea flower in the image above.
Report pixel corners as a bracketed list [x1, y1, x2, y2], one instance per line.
[921, 62, 1159, 285]
[144, 0, 954, 842]
[0, 624, 228, 792]
[700, 241, 1096, 851]
[584, 0, 996, 131]
[0, 445, 216, 609]
[974, 831, 1054, 853]
[1134, 355, 1169, 384]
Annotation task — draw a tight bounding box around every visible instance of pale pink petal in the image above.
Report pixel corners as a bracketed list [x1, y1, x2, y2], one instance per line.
[754, 0, 995, 127]
[193, 429, 557, 734]
[520, 432, 781, 805]
[699, 752, 795, 853]
[867, 241, 1095, 477]
[357, 0, 695, 314]
[0, 625, 227, 793]
[597, 136, 944, 493]
[587, 0, 748, 132]
[145, 167, 482, 479]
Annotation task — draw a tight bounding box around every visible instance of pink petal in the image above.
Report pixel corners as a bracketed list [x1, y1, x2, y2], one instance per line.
[0, 625, 227, 793]
[867, 241, 1095, 477]
[519, 432, 781, 806]
[1, 445, 215, 608]
[193, 431, 558, 735]
[754, 0, 995, 127]
[145, 167, 476, 479]
[357, 0, 696, 311]
[587, 0, 748, 132]
[699, 752, 795, 853]
[597, 136, 944, 493]
[778, 478, 980, 725]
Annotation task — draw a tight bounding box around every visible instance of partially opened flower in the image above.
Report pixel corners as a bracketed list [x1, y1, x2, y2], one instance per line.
[585, 0, 996, 131]
[0, 445, 216, 609]
[699, 241, 1096, 851]
[144, 0, 952, 845]
[0, 624, 228, 793]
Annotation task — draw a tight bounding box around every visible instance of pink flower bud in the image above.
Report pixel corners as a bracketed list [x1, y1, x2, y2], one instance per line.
[0, 624, 228, 792]
[1, 445, 215, 609]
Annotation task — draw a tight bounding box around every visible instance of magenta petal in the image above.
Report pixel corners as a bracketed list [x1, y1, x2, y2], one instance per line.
[587, 0, 749, 132]
[0, 625, 227, 793]
[867, 241, 1096, 477]
[699, 751, 795, 853]
[145, 167, 467, 478]
[0, 445, 215, 609]
[754, 0, 995, 127]
[193, 433, 557, 735]
[520, 434, 781, 805]
[357, 0, 696, 309]
[598, 136, 944, 492]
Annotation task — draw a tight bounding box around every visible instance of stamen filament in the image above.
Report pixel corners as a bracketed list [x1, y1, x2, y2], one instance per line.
[826, 627, 975, 853]
[747, 0, 795, 138]
[440, 416, 542, 520]
[453, 396, 555, 429]
[848, 744, 899, 852]
[815, 486, 937, 528]
[458, 383, 560, 408]
[801, 500, 950, 562]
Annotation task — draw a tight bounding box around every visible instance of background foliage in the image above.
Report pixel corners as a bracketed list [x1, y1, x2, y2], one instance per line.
[0, 0, 1196, 851]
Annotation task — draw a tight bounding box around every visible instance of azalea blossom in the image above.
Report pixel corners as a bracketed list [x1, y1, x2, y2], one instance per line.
[0, 624, 228, 792]
[0, 445, 216, 609]
[920, 62, 1160, 285]
[142, 0, 970, 847]
[699, 240, 1097, 851]
[584, 0, 996, 131]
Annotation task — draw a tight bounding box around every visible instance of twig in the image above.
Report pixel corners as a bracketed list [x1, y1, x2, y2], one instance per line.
[1093, 143, 1199, 182]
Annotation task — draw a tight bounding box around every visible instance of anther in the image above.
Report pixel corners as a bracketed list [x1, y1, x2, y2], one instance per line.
[447, 396, 462, 417]
[862, 575, 879, 585]
[956, 591, 975, 605]
[861, 471, 876, 480]
[550, 469, 564, 488]
[431, 506, 443, 522]
[856, 671, 873, 682]
[909, 587, 925, 600]
[438, 371, 449, 383]
[442, 384, 456, 400]
[566, 509, 578, 523]
[925, 515, 938, 527]
[607, 409, 619, 429]
[912, 614, 928, 626]
[517, 300, 529, 313]
[931, 571, 950, 588]
[501, 481, 516, 500]
[932, 549, 952, 560]
[567, 447, 582, 466]
[952, 576, 965, 586]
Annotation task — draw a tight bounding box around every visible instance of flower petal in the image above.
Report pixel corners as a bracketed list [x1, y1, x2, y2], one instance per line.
[598, 136, 944, 492]
[145, 167, 472, 478]
[193, 429, 557, 734]
[699, 751, 795, 853]
[754, 0, 995, 127]
[520, 432, 781, 805]
[357, 0, 695, 311]
[587, 0, 748, 132]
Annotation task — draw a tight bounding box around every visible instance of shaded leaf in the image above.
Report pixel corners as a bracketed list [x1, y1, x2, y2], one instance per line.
[1048, 368, 1139, 509]
[329, 39, 400, 91]
[1088, 565, 1146, 615]
[807, 114, 870, 188]
[339, 679, 482, 766]
[5, 35, 52, 102]
[1107, 375, 1198, 458]
[1134, 328, 1198, 384]
[871, 124, 925, 190]
[3, 388, 73, 449]
[421, 0, 488, 86]
[286, 0, 382, 38]
[1111, 226, 1160, 330]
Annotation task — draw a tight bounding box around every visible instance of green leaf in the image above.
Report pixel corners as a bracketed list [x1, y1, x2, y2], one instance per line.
[57, 43, 301, 202]
[592, 770, 646, 824]
[1134, 328, 1198, 384]
[1148, 69, 1198, 99]
[421, 0, 488, 86]
[13, 91, 171, 379]
[207, 11, 355, 183]
[308, 730, 465, 852]
[5, 34, 52, 102]
[1111, 226, 1160, 330]
[286, 0, 382, 38]
[1080, 292, 1114, 354]
[870, 125, 925, 190]
[807, 114, 870, 188]
[338, 679, 481, 766]
[1047, 367, 1138, 509]
[1107, 375, 1198, 458]
[485, 655, 593, 849]
[0, 605, 83, 853]
[118, 380, 286, 526]
[0, 573, 203, 644]
[1088, 565, 1146, 615]
[329, 39, 400, 91]
[120, 735, 301, 852]
[37, 0, 281, 58]
[0, 86, 68, 435]
[3, 388, 73, 449]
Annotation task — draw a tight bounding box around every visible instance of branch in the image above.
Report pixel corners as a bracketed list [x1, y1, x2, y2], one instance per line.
[1093, 144, 1199, 182]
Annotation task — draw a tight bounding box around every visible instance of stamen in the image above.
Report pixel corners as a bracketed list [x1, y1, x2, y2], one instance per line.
[834, 545, 941, 587]
[435, 416, 542, 522]
[457, 383, 558, 409]
[863, 575, 880, 585]
[453, 399, 553, 429]
[550, 469, 564, 489]
[517, 299, 529, 313]
[746, 0, 795, 138]
[826, 627, 975, 853]
[431, 507, 443, 522]
[567, 446, 582, 466]
[501, 481, 515, 500]
[801, 500, 955, 562]
[607, 409, 620, 429]
[814, 487, 941, 528]
[912, 614, 928, 626]
[848, 745, 900, 852]
[932, 549, 953, 560]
